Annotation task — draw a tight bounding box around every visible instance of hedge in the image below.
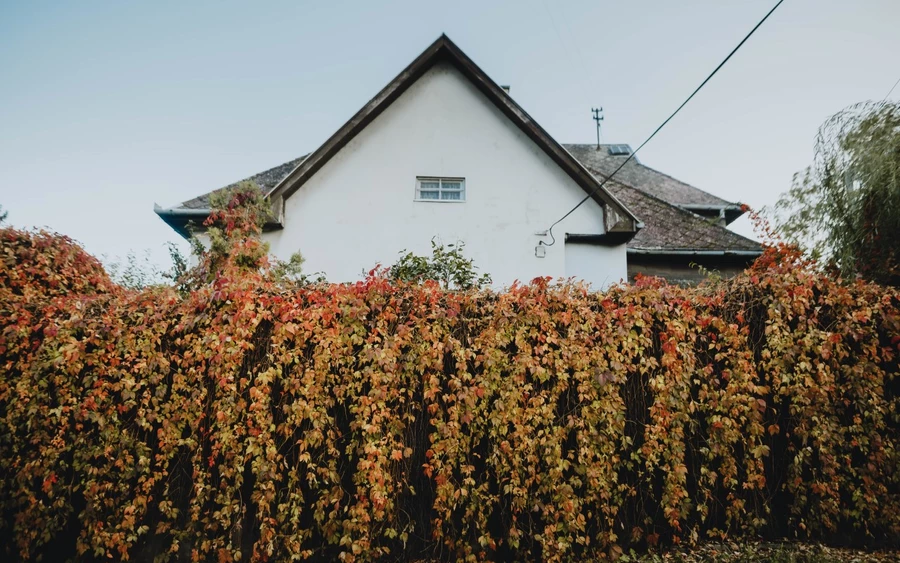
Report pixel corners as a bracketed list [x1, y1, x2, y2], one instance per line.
[1, 222, 899, 562]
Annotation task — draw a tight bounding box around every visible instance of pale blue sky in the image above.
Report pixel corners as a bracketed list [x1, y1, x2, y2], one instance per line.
[2, 0, 899, 267]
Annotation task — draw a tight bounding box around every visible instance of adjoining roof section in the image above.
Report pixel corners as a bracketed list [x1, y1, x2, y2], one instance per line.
[613, 184, 761, 254]
[601, 180, 762, 255]
[180, 155, 308, 210]
[155, 154, 307, 237]
[563, 144, 746, 225]
[266, 34, 640, 235]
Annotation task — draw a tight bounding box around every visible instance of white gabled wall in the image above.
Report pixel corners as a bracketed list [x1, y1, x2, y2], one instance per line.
[264, 61, 627, 289]
[564, 243, 628, 290]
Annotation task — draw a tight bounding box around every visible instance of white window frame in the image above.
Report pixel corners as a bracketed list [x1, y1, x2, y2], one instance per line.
[415, 177, 466, 202]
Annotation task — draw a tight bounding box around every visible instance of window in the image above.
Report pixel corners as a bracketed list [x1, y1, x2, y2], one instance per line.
[416, 177, 465, 202]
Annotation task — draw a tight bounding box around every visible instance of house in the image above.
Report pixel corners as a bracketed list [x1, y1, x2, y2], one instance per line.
[155, 35, 761, 288]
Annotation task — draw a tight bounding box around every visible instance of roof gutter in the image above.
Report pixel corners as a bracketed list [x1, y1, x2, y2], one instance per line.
[627, 248, 763, 256]
[154, 204, 210, 217]
[154, 204, 210, 239]
[679, 204, 742, 210]
[566, 232, 639, 245]
[154, 204, 284, 239]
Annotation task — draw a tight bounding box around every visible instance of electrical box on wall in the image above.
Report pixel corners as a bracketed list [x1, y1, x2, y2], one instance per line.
[535, 245, 546, 258]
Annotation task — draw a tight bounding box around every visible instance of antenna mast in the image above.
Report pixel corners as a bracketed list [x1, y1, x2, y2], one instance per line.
[591, 107, 604, 148]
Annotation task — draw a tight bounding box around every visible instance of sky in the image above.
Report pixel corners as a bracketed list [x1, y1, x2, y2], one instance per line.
[1, 0, 899, 270]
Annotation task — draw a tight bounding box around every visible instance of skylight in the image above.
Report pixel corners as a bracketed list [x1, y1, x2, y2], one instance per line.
[607, 144, 632, 156]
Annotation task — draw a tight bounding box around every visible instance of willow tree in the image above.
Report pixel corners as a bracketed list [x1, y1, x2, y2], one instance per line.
[773, 101, 900, 286]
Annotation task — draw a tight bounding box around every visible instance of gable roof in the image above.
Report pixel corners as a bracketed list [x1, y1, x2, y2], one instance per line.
[262, 34, 639, 234]
[564, 144, 746, 225]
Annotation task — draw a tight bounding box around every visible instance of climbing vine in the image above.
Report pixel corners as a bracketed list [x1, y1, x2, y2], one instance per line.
[0, 197, 898, 562]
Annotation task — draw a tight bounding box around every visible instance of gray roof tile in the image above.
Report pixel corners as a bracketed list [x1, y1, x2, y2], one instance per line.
[563, 144, 737, 208]
[605, 181, 761, 252]
[177, 154, 308, 209]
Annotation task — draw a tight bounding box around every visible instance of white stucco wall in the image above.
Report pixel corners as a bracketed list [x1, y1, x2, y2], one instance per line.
[263, 61, 626, 289]
[564, 243, 628, 290]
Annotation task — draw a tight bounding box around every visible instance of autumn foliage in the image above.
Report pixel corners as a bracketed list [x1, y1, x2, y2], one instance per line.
[1, 203, 899, 562]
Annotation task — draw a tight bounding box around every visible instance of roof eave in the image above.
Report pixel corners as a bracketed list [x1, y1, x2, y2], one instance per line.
[154, 204, 208, 239]
[626, 248, 763, 256]
[565, 230, 639, 246]
[154, 204, 284, 239]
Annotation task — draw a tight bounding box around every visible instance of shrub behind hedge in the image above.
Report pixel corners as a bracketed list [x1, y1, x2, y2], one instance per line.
[0, 226, 899, 562]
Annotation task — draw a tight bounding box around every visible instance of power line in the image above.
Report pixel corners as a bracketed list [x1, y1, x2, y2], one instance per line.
[541, 0, 593, 98]
[540, 0, 786, 246]
[884, 76, 900, 102]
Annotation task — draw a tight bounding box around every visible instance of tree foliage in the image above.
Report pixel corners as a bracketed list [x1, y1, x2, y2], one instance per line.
[194, 181, 273, 281]
[388, 239, 492, 290]
[187, 181, 310, 289]
[271, 251, 307, 283]
[773, 100, 900, 286]
[104, 249, 175, 291]
[107, 182, 306, 292]
[1, 194, 899, 562]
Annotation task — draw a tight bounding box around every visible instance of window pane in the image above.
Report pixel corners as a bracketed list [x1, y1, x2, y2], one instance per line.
[416, 178, 464, 201]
